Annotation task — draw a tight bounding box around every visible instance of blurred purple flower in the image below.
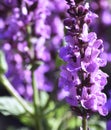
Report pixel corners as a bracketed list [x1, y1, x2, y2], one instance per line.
[0, 0, 65, 100]
[107, 120, 111, 130]
[90, 0, 111, 62]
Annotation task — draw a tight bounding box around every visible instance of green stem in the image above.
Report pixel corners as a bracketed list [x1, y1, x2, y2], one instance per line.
[0, 74, 33, 114]
[31, 71, 43, 130]
[32, 70, 40, 107]
[82, 115, 88, 130]
[26, 24, 42, 130]
[42, 96, 51, 111]
[44, 102, 64, 116]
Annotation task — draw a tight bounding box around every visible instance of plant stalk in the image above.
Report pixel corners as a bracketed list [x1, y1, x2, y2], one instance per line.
[31, 70, 43, 130]
[82, 115, 88, 130]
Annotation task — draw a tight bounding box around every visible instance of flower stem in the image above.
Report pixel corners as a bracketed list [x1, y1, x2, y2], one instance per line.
[0, 74, 33, 114]
[82, 114, 88, 130]
[31, 70, 43, 130]
[32, 70, 40, 108]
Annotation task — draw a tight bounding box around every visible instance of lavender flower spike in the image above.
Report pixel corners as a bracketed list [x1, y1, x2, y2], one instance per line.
[59, 0, 108, 117]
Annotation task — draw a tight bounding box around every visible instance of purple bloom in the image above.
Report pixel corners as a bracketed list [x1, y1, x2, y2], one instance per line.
[90, 0, 111, 62]
[102, 11, 111, 25]
[34, 64, 54, 92]
[24, 0, 37, 5]
[107, 120, 111, 130]
[0, 0, 65, 101]
[59, 0, 108, 116]
[81, 87, 108, 115]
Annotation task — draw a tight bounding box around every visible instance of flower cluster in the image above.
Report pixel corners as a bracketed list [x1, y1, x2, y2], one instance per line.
[0, 0, 66, 100]
[90, 1, 111, 127]
[59, 0, 108, 116]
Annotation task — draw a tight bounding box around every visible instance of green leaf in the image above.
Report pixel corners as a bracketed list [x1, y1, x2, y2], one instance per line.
[19, 114, 34, 127]
[89, 115, 106, 130]
[0, 97, 34, 127]
[40, 91, 49, 107]
[55, 55, 64, 67]
[0, 50, 8, 74]
[0, 97, 26, 116]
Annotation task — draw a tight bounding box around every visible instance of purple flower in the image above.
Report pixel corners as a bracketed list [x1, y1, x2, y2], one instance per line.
[102, 11, 111, 25]
[59, 0, 108, 116]
[107, 120, 111, 130]
[81, 87, 108, 116]
[0, 0, 65, 101]
[24, 0, 37, 5]
[34, 64, 54, 92]
[90, 0, 111, 62]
